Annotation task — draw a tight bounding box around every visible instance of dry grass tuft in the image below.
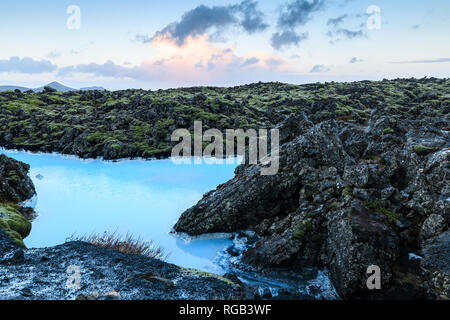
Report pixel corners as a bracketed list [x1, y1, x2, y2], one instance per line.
[69, 230, 169, 261]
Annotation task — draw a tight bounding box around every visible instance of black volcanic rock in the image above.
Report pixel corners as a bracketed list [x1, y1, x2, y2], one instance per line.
[174, 109, 450, 299]
[0, 154, 35, 203]
[0, 230, 238, 300]
[0, 78, 448, 160]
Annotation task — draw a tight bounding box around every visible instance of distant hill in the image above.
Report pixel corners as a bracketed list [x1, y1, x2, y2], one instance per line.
[33, 82, 76, 92]
[80, 86, 106, 91]
[0, 82, 107, 93]
[0, 85, 31, 92]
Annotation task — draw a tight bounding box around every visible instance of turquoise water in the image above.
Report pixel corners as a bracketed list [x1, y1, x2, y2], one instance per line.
[1, 149, 239, 274]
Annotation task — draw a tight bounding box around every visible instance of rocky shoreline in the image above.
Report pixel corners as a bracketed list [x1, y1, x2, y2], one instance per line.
[0, 154, 239, 300]
[0, 78, 449, 300]
[0, 154, 35, 247]
[175, 111, 449, 299]
[0, 230, 239, 300]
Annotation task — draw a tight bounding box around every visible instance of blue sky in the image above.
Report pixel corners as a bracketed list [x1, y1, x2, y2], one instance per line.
[0, 0, 449, 89]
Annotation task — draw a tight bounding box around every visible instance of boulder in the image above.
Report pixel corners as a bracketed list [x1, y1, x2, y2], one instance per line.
[0, 154, 35, 203]
[420, 214, 446, 241]
[421, 230, 450, 299]
[326, 203, 399, 298]
[174, 121, 352, 235]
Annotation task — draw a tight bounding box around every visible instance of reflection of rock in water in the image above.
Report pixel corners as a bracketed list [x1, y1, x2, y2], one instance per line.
[36, 174, 44, 180]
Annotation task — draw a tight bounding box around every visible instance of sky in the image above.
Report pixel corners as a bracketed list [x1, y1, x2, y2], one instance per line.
[0, 0, 449, 90]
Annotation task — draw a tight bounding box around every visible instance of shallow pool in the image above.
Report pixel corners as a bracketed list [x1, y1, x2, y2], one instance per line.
[1, 149, 239, 274]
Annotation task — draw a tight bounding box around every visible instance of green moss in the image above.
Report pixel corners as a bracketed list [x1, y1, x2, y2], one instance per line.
[344, 187, 354, 197]
[5, 229, 26, 248]
[0, 78, 448, 161]
[376, 207, 399, 222]
[413, 144, 436, 155]
[180, 267, 239, 287]
[0, 204, 31, 246]
[364, 201, 399, 222]
[304, 184, 318, 201]
[383, 128, 395, 135]
[293, 220, 313, 240]
[0, 218, 9, 230]
[327, 202, 340, 210]
[155, 118, 175, 128]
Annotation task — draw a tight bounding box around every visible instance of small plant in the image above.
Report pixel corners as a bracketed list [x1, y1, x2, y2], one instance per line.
[364, 201, 399, 222]
[413, 144, 436, 155]
[304, 184, 318, 201]
[382, 128, 395, 135]
[344, 187, 354, 197]
[327, 202, 340, 210]
[69, 230, 169, 261]
[293, 220, 313, 240]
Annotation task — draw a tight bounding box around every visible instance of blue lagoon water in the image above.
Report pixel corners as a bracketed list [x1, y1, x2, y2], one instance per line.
[1, 149, 239, 274]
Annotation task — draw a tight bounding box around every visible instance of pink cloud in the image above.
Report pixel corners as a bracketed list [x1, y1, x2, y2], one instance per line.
[58, 35, 292, 86]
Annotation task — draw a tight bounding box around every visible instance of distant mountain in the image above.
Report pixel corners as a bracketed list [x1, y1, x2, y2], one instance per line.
[33, 82, 76, 92]
[0, 82, 107, 92]
[0, 85, 31, 92]
[80, 86, 106, 91]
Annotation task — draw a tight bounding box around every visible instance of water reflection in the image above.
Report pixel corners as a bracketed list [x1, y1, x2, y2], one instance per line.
[1, 149, 238, 274]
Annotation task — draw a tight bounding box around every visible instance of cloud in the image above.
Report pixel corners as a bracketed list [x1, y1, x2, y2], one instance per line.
[271, 30, 308, 50]
[327, 14, 348, 28]
[47, 51, 62, 59]
[237, 0, 269, 33]
[135, 33, 152, 44]
[327, 12, 367, 42]
[310, 64, 331, 73]
[147, 0, 268, 46]
[58, 36, 289, 86]
[270, 0, 323, 50]
[390, 58, 450, 64]
[276, 0, 324, 29]
[0, 56, 57, 74]
[240, 57, 260, 67]
[349, 57, 364, 64]
[335, 28, 365, 39]
[58, 61, 138, 78]
[339, 0, 356, 7]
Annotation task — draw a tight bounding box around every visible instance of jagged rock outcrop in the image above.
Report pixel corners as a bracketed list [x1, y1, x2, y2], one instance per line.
[0, 154, 35, 203]
[175, 120, 353, 235]
[326, 202, 399, 297]
[174, 111, 449, 299]
[420, 230, 450, 299]
[0, 230, 238, 300]
[0, 154, 35, 247]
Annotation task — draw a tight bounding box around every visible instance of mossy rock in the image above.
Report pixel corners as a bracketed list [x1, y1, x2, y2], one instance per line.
[180, 267, 239, 287]
[304, 184, 318, 201]
[293, 219, 313, 240]
[364, 200, 399, 223]
[413, 144, 437, 155]
[383, 128, 395, 135]
[344, 187, 354, 197]
[0, 204, 31, 247]
[4, 229, 26, 248]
